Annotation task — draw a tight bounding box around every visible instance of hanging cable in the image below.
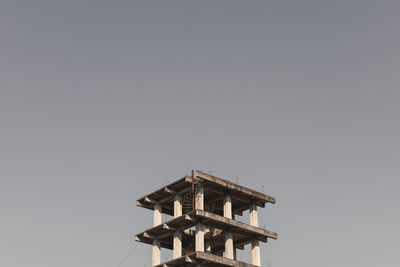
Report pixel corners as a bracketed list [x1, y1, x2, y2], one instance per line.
[116, 244, 138, 267]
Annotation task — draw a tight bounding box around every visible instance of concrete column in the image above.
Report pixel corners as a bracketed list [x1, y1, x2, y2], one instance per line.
[195, 223, 205, 252]
[232, 214, 237, 259]
[252, 240, 261, 266]
[153, 203, 162, 226]
[173, 195, 182, 259]
[152, 239, 161, 266]
[250, 203, 261, 266]
[250, 203, 259, 226]
[205, 226, 211, 253]
[152, 203, 162, 266]
[173, 231, 182, 259]
[174, 194, 182, 217]
[195, 184, 204, 210]
[223, 195, 234, 259]
[225, 231, 234, 259]
[205, 240, 211, 253]
[223, 195, 232, 219]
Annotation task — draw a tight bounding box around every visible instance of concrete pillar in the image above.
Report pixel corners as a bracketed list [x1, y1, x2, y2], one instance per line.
[232, 214, 237, 259]
[223, 195, 234, 259]
[173, 195, 182, 259]
[225, 231, 234, 259]
[205, 226, 211, 253]
[174, 194, 182, 217]
[252, 240, 261, 266]
[195, 184, 204, 210]
[153, 203, 162, 226]
[152, 239, 161, 266]
[173, 231, 182, 259]
[195, 223, 205, 252]
[250, 203, 259, 226]
[223, 195, 232, 219]
[205, 239, 211, 253]
[250, 203, 261, 266]
[152, 204, 162, 266]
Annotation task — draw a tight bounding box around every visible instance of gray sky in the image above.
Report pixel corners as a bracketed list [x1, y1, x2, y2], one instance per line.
[1, 0, 399, 266]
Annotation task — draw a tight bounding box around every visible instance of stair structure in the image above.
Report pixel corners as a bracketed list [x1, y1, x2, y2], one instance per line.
[135, 170, 277, 266]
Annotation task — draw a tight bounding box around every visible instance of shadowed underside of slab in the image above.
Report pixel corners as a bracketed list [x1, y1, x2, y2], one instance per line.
[154, 251, 257, 267]
[135, 209, 277, 252]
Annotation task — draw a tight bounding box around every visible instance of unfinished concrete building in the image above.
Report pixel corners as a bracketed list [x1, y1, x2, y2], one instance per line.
[135, 170, 277, 267]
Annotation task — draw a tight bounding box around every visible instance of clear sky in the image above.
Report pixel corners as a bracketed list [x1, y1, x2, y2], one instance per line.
[1, 1, 399, 267]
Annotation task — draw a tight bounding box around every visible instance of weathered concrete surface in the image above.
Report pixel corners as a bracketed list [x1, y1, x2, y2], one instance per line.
[136, 171, 277, 267]
[136, 171, 275, 216]
[153, 251, 258, 267]
[135, 209, 277, 251]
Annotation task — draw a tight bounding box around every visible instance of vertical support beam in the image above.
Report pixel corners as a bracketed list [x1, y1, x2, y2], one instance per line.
[152, 203, 162, 266]
[205, 226, 211, 253]
[223, 195, 232, 219]
[173, 232, 182, 259]
[225, 232, 234, 259]
[174, 194, 182, 218]
[195, 184, 204, 210]
[173, 194, 183, 259]
[152, 240, 161, 266]
[205, 239, 211, 253]
[153, 203, 162, 226]
[223, 195, 233, 259]
[232, 214, 237, 260]
[195, 223, 205, 252]
[252, 240, 261, 266]
[192, 170, 195, 210]
[250, 203, 259, 226]
[250, 203, 261, 266]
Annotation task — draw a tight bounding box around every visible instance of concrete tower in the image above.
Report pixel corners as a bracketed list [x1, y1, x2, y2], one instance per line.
[135, 170, 277, 267]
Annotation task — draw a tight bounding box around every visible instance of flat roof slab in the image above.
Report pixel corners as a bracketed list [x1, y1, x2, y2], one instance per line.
[137, 170, 276, 216]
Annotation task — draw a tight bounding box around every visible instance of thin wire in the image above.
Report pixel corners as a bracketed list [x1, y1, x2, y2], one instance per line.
[117, 244, 137, 267]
